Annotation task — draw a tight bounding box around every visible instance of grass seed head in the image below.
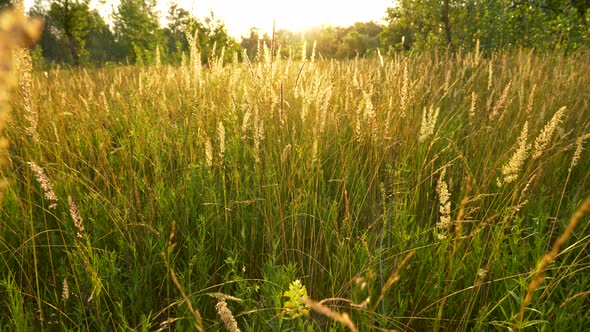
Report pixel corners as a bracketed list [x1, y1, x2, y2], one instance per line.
[215, 300, 239, 332]
[436, 167, 452, 231]
[498, 121, 529, 186]
[68, 196, 85, 239]
[418, 106, 440, 143]
[28, 162, 58, 208]
[532, 106, 566, 160]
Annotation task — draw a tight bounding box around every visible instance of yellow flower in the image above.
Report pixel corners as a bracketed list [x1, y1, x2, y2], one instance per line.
[283, 280, 309, 318]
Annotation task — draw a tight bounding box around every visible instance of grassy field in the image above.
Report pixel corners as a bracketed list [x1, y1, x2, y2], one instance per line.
[1, 46, 590, 331]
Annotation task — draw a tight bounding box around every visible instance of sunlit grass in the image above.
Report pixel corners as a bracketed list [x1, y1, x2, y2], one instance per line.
[1, 47, 590, 330]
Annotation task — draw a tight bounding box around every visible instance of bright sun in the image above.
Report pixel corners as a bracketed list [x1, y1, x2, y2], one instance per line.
[169, 0, 391, 37]
[24, 0, 392, 39]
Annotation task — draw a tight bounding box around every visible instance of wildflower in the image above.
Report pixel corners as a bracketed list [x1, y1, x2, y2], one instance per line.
[283, 279, 310, 318]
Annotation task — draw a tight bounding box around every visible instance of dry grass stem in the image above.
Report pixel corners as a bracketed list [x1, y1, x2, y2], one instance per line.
[302, 297, 358, 332]
[489, 80, 512, 120]
[516, 195, 590, 325]
[373, 250, 415, 310]
[525, 84, 536, 115]
[162, 221, 204, 332]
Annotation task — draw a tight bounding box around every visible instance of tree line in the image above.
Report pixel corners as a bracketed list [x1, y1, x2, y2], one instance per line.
[1, 0, 589, 68]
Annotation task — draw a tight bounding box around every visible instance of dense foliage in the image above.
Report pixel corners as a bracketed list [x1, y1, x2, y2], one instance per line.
[381, 0, 590, 52]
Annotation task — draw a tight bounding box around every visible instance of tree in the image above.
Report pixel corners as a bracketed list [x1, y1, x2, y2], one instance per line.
[163, 3, 191, 63]
[113, 0, 162, 64]
[199, 11, 241, 63]
[382, 0, 589, 52]
[85, 10, 119, 64]
[240, 27, 261, 59]
[48, 0, 93, 65]
[0, 0, 11, 9]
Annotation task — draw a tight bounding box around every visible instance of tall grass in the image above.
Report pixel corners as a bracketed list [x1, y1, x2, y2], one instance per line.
[1, 39, 590, 330]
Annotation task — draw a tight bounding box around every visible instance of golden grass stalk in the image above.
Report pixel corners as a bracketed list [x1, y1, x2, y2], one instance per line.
[281, 144, 291, 164]
[532, 106, 566, 160]
[487, 60, 493, 91]
[161, 221, 205, 332]
[241, 108, 251, 134]
[16, 47, 38, 141]
[363, 90, 376, 139]
[302, 297, 358, 332]
[525, 84, 536, 115]
[516, 195, 590, 325]
[436, 167, 452, 233]
[311, 138, 318, 165]
[489, 80, 511, 120]
[185, 28, 201, 88]
[354, 101, 362, 142]
[68, 196, 85, 239]
[400, 61, 409, 117]
[301, 40, 307, 62]
[497, 121, 529, 187]
[569, 134, 588, 172]
[27, 161, 58, 209]
[262, 41, 271, 66]
[62, 278, 69, 302]
[469, 92, 477, 124]
[155, 45, 161, 68]
[373, 250, 415, 310]
[473, 39, 481, 66]
[418, 105, 440, 143]
[318, 86, 332, 135]
[217, 121, 226, 165]
[253, 107, 263, 163]
[204, 135, 213, 168]
[454, 176, 472, 245]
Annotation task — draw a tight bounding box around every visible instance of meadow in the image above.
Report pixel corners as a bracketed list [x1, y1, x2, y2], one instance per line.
[1, 41, 590, 331]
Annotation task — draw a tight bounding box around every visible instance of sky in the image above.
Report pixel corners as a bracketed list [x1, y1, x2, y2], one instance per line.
[25, 0, 393, 39]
